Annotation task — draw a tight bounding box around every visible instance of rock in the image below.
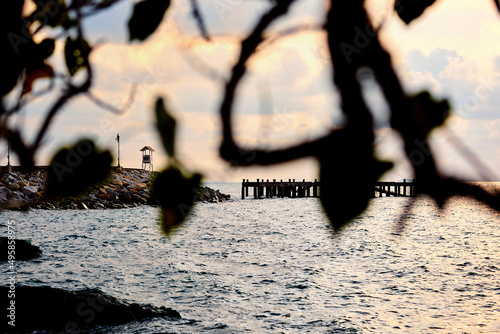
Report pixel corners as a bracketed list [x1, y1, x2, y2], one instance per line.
[13, 190, 25, 198]
[0, 237, 42, 261]
[0, 286, 180, 333]
[127, 187, 137, 193]
[111, 179, 123, 187]
[121, 192, 132, 203]
[0, 167, 229, 210]
[43, 203, 56, 209]
[22, 185, 38, 196]
[7, 172, 19, 180]
[136, 182, 148, 189]
[132, 194, 147, 204]
[8, 194, 22, 202]
[194, 187, 230, 203]
[97, 192, 111, 200]
[0, 187, 10, 201]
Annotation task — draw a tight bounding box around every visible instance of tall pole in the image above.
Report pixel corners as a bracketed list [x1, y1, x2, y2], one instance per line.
[7, 138, 10, 167]
[115, 133, 120, 167]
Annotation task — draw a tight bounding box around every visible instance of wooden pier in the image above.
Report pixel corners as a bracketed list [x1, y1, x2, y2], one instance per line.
[241, 179, 416, 199]
[241, 179, 320, 199]
[371, 180, 416, 198]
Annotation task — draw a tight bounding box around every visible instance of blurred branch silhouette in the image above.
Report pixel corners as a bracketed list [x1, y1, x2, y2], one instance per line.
[217, 0, 500, 229]
[0, 0, 498, 229]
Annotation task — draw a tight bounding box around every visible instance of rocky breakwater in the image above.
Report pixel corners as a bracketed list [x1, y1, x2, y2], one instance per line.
[0, 167, 230, 210]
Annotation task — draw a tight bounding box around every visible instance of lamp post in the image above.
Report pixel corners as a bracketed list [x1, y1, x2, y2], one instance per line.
[7, 137, 11, 172]
[115, 133, 120, 167]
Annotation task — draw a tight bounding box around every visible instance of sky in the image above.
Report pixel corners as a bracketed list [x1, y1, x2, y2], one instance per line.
[3, 0, 500, 182]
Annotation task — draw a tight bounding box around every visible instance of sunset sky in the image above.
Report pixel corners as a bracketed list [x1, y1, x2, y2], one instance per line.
[3, 0, 500, 182]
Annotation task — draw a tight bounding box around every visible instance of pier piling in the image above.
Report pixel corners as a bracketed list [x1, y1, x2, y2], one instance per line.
[241, 179, 416, 199]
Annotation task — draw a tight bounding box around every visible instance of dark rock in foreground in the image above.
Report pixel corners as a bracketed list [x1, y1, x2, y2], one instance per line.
[0, 237, 41, 261]
[1, 285, 180, 333]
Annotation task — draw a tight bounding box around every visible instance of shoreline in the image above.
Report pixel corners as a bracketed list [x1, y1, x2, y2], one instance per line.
[0, 166, 230, 210]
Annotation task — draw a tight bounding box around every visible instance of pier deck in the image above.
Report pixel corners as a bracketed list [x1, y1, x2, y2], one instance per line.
[241, 179, 416, 199]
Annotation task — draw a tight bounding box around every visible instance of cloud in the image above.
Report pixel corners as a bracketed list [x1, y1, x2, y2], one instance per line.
[400, 47, 500, 121]
[406, 48, 461, 75]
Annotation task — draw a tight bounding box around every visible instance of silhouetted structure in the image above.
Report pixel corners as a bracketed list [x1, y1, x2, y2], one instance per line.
[371, 180, 416, 198]
[241, 179, 416, 199]
[241, 179, 320, 199]
[140, 146, 154, 171]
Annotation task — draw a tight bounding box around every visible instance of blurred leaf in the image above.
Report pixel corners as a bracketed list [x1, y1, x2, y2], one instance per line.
[0, 1, 35, 96]
[410, 91, 450, 136]
[64, 36, 91, 76]
[318, 132, 393, 231]
[22, 38, 56, 95]
[37, 38, 56, 60]
[22, 61, 54, 95]
[394, 0, 436, 24]
[150, 167, 202, 236]
[128, 0, 171, 41]
[155, 97, 177, 157]
[45, 139, 112, 200]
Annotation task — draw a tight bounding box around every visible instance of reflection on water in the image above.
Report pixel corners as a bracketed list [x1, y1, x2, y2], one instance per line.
[1, 182, 499, 333]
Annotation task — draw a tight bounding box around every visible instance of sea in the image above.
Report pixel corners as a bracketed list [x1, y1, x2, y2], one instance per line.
[1, 182, 499, 333]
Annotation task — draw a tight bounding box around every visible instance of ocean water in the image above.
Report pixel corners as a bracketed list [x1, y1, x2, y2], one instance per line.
[1, 182, 499, 333]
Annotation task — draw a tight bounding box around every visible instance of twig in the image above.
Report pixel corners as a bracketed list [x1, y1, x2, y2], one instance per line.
[177, 48, 225, 83]
[189, 0, 211, 41]
[444, 129, 498, 181]
[260, 23, 323, 49]
[219, 0, 297, 159]
[86, 83, 137, 114]
[32, 11, 92, 153]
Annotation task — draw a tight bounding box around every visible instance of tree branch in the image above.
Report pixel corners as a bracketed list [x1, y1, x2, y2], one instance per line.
[86, 83, 137, 114]
[219, 0, 299, 162]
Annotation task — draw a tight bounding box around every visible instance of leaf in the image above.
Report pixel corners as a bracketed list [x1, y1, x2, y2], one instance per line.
[409, 91, 450, 136]
[150, 167, 202, 236]
[64, 37, 91, 76]
[128, 0, 171, 41]
[44, 139, 112, 200]
[155, 97, 177, 157]
[0, 2, 35, 96]
[37, 38, 56, 60]
[394, 0, 437, 24]
[318, 132, 393, 231]
[22, 61, 54, 95]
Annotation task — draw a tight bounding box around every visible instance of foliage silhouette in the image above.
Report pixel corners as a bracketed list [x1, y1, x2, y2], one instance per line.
[150, 97, 202, 235]
[0, 0, 498, 231]
[44, 139, 112, 200]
